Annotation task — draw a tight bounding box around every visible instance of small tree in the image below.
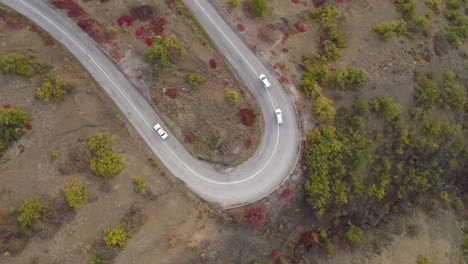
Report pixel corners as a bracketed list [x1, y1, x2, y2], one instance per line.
[90, 151, 125, 178]
[323, 40, 340, 60]
[0, 106, 28, 149]
[36, 76, 69, 101]
[415, 78, 438, 108]
[373, 20, 407, 40]
[249, 0, 268, 17]
[103, 225, 132, 248]
[145, 35, 186, 66]
[63, 178, 89, 209]
[132, 177, 145, 193]
[0, 52, 35, 76]
[185, 73, 204, 86]
[87, 131, 125, 178]
[16, 196, 48, 228]
[225, 90, 240, 104]
[345, 224, 363, 244]
[314, 95, 336, 122]
[369, 96, 402, 122]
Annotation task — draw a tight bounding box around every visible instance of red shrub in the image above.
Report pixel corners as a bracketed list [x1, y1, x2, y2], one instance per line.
[294, 21, 306, 32]
[130, 5, 155, 20]
[2, 104, 12, 109]
[281, 188, 292, 199]
[292, 0, 300, 3]
[117, 15, 134, 27]
[209, 58, 218, 69]
[300, 231, 316, 249]
[282, 47, 289, 53]
[239, 108, 255, 127]
[273, 64, 279, 71]
[135, 25, 145, 39]
[271, 250, 280, 259]
[0, 10, 27, 29]
[28, 25, 38, 32]
[245, 205, 267, 228]
[280, 75, 290, 84]
[312, 0, 326, 8]
[150, 16, 167, 35]
[166, 88, 179, 99]
[78, 18, 115, 43]
[336, 0, 346, 3]
[236, 23, 245, 32]
[52, 0, 84, 17]
[24, 122, 32, 130]
[185, 132, 196, 143]
[164, 0, 176, 6]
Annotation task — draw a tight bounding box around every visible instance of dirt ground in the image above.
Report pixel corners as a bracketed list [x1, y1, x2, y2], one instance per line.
[52, 0, 263, 167]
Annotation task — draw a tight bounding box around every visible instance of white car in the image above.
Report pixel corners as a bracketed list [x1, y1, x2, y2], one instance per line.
[259, 74, 271, 89]
[274, 109, 283, 124]
[153, 123, 168, 140]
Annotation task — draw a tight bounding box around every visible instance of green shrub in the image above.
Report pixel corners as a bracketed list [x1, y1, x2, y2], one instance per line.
[329, 29, 347, 48]
[301, 76, 322, 98]
[251, 260, 264, 264]
[51, 150, 61, 159]
[0, 107, 28, 150]
[416, 255, 437, 264]
[323, 40, 340, 60]
[413, 16, 430, 32]
[311, 5, 339, 32]
[345, 224, 363, 244]
[87, 131, 125, 178]
[146, 35, 186, 66]
[87, 131, 112, 153]
[16, 197, 48, 228]
[88, 256, 108, 264]
[415, 78, 438, 108]
[440, 71, 464, 113]
[36, 76, 69, 100]
[63, 178, 89, 209]
[103, 225, 132, 248]
[369, 96, 402, 122]
[229, 0, 239, 7]
[303, 63, 332, 86]
[90, 151, 125, 178]
[132, 176, 145, 193]
[225, 90, 240, 104]
[249, 0, 268, 17]
[314, 95, 336, 122]
[373, 20, 407, 39]
[424, 0, 442, 10]
[331, 67, 366, 90]
[0, 52, 35, 76]
[185, 73, 204, 86]
[395, 0, 417, 20]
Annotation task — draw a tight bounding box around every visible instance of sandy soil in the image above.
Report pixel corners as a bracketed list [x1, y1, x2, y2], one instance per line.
[58, 0, 263, 167]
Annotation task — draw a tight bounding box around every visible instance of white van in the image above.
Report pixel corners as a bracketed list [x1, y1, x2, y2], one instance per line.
[274, 109, 283, 124]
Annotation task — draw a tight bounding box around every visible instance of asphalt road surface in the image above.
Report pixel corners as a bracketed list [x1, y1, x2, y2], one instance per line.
[1, 0, 301, 208]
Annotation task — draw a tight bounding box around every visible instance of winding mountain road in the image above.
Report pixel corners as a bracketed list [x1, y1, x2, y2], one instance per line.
[1, 0, 301, 208]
